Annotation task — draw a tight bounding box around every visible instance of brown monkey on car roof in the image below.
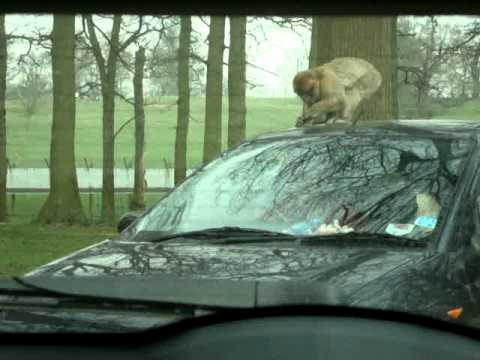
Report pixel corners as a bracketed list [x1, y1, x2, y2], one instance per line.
[292, 57, 382, 127]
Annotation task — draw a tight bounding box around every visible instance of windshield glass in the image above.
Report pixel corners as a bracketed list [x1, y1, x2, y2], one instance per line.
[132, 132, 472, 239]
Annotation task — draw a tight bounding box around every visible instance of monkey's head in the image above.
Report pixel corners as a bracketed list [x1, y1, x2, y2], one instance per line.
[293, 70, 321, 106]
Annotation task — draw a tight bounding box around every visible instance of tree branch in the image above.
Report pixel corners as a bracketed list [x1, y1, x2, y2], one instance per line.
[84, 15, 107, 80]
[114, 116, 134, 138]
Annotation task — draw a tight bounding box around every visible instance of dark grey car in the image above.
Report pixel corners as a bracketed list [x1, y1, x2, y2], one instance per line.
[14, 120, 480, 331]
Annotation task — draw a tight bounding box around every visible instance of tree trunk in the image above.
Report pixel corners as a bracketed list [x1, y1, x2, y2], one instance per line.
[130, 47, 146, 210]
[202, 16, 226, 164]
[417, 87, 430, 118]
[307, 17, 335, 117]
[471, 49, 480, 99]
[36, 15, 86, 224]
[308, 17, 319, 68]
[174, 16, 191, 186]
[391, 17, 399, 119]
[0, 15, 7, 222]
[330, 16, 396, 121]
[227, 16, 246, 149]
[309, 16, 334, 67]
[85, 15, 121, 223]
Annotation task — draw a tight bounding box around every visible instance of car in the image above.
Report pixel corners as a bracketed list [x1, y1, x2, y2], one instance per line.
[14, 119, 480, 333]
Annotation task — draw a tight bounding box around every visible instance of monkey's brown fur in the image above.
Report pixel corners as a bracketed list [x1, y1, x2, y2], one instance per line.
[293, 57, 382, 127]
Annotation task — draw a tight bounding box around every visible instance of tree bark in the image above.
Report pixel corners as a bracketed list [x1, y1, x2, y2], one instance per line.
[203, 16, 226, 164]
[391, 17, 399, 119]
[36, 15, 86, 224]
[130, 47, 146, 210]
[174, 16, 191, 186]
[309, 16, 334, 68]
[307, 17, 335, 117]
[86, 15, 121, 223]
[0, 15, 7, 222]
[308, 17, 319, 69]
[227, 16, 246, 149]
[329, 16, 396, 121]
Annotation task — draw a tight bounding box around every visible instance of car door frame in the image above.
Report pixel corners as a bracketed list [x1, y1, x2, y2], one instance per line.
[435, 134, 480, 253]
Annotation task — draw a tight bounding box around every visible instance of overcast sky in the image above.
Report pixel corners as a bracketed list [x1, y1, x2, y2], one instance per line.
[3, 15, 476, 97]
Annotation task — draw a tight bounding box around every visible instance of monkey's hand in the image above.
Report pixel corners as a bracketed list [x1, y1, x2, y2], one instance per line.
[295, 115, 309, 128]
[327, 117, 351, 125]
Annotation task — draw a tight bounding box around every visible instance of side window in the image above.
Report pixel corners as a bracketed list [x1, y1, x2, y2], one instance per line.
[441, 139, 477, 251]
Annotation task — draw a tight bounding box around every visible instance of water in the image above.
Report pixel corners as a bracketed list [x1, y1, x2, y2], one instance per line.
[6, 168, 195, 189]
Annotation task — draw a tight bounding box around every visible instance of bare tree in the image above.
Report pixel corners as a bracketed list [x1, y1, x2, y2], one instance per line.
[36, 15, 86, 224]
[397, 17, 453, 117]
[0, 15, 7, 222]
[129, 47, 146, 210]
[227, 16, 247, 149]
[202, 16, 226, 164]
[84, 15, 146, 223]
[15, 57, 49, 120]
[148, 20, 179, 96]
[84, 15, 121, 223]
[471, 48, 480, 99]
[453, 21, 480, 99]
[174, 16, 191, 186]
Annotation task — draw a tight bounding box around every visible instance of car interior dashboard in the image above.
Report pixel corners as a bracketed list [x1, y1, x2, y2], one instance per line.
[1, 307, 480, 360]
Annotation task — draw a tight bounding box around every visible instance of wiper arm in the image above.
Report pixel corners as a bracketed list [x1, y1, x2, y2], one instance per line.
[133, 226, 297, 243]
[298, 232, 427, 248]
[134, 227, 426, 248]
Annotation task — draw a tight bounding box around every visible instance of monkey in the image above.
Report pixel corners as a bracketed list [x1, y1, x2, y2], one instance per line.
[292, 57, 382, 127]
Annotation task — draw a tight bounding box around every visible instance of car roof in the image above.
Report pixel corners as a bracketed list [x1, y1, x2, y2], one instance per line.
[251, 119, 480, 142]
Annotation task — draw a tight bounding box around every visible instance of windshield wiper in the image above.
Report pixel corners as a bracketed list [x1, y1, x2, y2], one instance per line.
[132, 227, 426, 248]
[133, 226, 297, 243]
[298, 232, 427, 248]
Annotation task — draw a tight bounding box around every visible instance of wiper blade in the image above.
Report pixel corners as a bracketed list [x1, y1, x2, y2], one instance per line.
[134, 227, 426, 248]
[133, 226, 297, 243]
[298, 232, 427, 248]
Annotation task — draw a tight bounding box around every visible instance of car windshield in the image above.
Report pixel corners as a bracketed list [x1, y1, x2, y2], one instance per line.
[131, 132, 473, 240]
[4, 12, 480, 334]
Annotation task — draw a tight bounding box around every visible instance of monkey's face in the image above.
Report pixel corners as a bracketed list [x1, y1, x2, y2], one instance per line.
[300, 87, 320, 107]
[293, 72, 320, 106]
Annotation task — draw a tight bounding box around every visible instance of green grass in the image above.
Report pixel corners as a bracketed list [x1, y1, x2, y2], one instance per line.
[0, 223, 115, 275]
[433, 99, 480, 120]
[6, 192, 165, 224]
[6, 96, 302, 169]
[6, 96, 480, 169]
[1, 192, 166, 275]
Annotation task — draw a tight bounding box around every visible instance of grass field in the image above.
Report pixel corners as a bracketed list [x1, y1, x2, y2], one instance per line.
[0, 223, 115, 275]
[7, 96, 480, 169]
[6, 96, 303, 169]
[1, 192, 165, 275]
[6, 192, 165, 224]
[432, 99, 480, 120]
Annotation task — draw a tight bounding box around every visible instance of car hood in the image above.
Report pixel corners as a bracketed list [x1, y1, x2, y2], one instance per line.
[27, 238, 425, 297]
[22, 238, 478, 328]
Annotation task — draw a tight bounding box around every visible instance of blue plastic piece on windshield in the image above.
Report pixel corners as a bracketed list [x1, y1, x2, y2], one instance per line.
[415, 216, 437, 229]
[287, 218, 323, 235]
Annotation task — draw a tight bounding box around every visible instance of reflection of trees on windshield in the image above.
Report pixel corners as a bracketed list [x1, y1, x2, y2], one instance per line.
[134, 131, 472, 236]
[215, 132, 470, 233]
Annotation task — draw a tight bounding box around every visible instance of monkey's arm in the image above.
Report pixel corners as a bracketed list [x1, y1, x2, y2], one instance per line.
[303, 97, 343, 120]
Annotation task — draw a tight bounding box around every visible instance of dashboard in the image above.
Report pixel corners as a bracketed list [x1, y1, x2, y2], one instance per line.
[1, 313, 479, 359]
